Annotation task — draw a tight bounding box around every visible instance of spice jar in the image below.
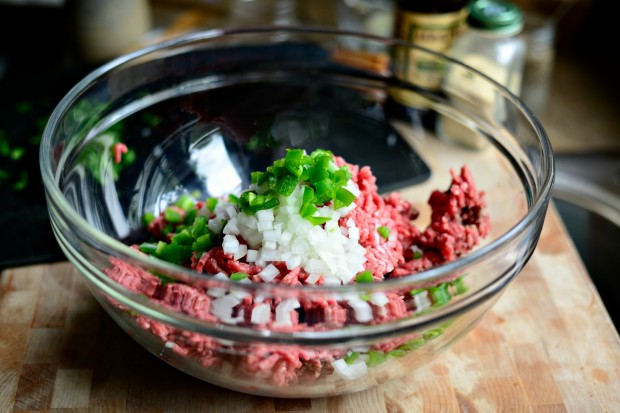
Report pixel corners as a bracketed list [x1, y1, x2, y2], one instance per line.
[438, 0, 526, 149]
[384, 0, 469, 132]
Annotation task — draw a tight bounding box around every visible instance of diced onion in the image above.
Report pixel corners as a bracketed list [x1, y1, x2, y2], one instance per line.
[223, 218, 240, 235]
[414, 291, 432, 312]
[222, 234, 239, 255]
[206, 272, 229, 298]
[233, 244, 247, 260]
[347, 296, 373, 323]
[246, 249, 259, 262]
[257, 264, 280, 282]
[305, 272, 321, 285]
[274, 298, 300, 326]
[333, 358, 368, 380]
[209, 178, 366, 285]
[211, 294, 241, 323]
[251, 303, 271, 324]
[370, 292, 389, 307]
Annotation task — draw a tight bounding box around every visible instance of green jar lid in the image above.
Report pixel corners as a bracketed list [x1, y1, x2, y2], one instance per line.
[467, 0, 523, 33]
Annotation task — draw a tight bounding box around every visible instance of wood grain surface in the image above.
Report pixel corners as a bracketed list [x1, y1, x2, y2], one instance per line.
[1, 205, 619, 413]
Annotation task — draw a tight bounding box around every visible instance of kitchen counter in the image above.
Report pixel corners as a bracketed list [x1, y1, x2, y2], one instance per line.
[1, 205, 619, 412]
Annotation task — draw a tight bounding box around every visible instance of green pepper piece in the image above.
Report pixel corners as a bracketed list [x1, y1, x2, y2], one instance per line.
[452, 276, 468, 295]
[387, 349, 408, 358]
[429, 284, 451, 307]
[276, 174, 298, 196]
[206, 197, 218, 212]
[423, 328, 444, 341]
[192, 233, 213, 252]
[355, 270, 374, 283]
[175, 194, 196, 211]
[299, 202, 318, 218]
[336, 187, 356, 207]
[306, 216, 330, 226]
[366, 350, 388, 367]
[191, 216, 208, 238]
[230, 272, 249, 281]
[164, 206, 184, 224]
[138, 242, 158, 255]
[344, 352, 359, 365]
[171, 229, 193, 246]
[284, 148, 304, 177]
[398, 338, 426, 351]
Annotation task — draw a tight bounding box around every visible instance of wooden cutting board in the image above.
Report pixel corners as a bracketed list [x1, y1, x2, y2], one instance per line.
[1, 205, 620, 413]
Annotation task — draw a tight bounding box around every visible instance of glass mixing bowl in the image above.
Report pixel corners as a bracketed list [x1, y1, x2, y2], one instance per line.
[40, 27, 553, 398]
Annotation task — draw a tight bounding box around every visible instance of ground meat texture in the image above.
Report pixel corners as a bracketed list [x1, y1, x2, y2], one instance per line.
[338, 159, 417, 280]
[105, 257, 161, 297]
[392, 166, 491, 277]
[105, 155, 491, 387]
[160, 283, 216, 322]
[193, 247, 263, 275]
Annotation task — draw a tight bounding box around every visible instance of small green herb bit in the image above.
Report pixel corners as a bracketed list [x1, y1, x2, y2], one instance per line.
[377, 226, 390, 239]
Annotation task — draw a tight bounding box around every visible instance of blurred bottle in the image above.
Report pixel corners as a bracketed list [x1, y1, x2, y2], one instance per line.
[438, 0, 526, 149]
[74, 0, 152, 64]
[385, 0, 469, 131]
[337, 0, 394, 38]
[449, 0, 526, 94]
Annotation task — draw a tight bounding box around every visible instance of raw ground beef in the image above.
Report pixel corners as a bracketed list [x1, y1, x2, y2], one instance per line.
[104, 157, 490, 386]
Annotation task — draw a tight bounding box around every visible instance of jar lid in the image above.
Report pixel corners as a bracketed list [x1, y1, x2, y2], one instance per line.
[467, 0, 524, 34]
